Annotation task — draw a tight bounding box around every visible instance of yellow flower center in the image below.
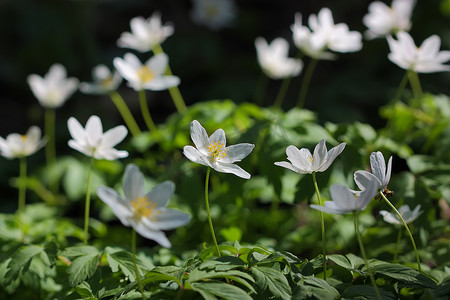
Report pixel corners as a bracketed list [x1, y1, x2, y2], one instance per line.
[21, 135, 28, 142]
[310, 155, 313, 163]
[207, 140, 227, 161]
[100, 76, 114, 87]
[130, 196, 159, 219]
[137, 66, 155, 83]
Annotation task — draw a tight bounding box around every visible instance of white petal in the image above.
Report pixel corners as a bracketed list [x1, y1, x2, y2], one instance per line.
[209, 128, 226, 147]
[214, 162, 251, 179]
[274, 161, 303, 174]
[318, 142, 346, 172]
[370, 151, 386, 184]
[113, 57, 139, 83]
[68, 140, 92, 157]
[101, 125, 128, 148]
[153, 208, 191, 230]
[220, 143, 254, 163]
[286, 145, 312, 173]
[97, 186, 132, 226]
[312, 139, 327, 171]
[95, 148, 129, 160]
[310, 203, 348, 215]
[85, 115, 103, 146]
[123, 164, 146, 202]
[190, 120, 209, 153]
[354, 170, 382, 191]
[183, 145, 210, 167]
[67, 117, 86, 144]
[133, 222, 171, 248]
[143, 76, 180, 91]
[146, 53, 168, 76]
[145, 181, 175, 208]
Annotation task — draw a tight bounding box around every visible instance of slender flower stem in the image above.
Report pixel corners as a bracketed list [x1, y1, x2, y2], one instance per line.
[353, 212, 382, 300]
[152, 44, 187, 113]
[83, 156, 95, 245]
[393, 227, 402, 262]
[45, 108, 57, 194]
[297, 58, 318, 108]
[393, 71, 409, 102]
[312, 172, 327, 280]
[273, 76, 292, 108]
[205, 167, 221, 257]
[109, 91, 142, 137]
[379, 191, 421, 272]
[138, 90, 158, 134]
[407, 70, 423, 99]
[132, 229, 146, 300]
[18, 157, 27, 214]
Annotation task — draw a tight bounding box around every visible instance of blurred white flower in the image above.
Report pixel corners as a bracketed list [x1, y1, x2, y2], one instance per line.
[113, 53, 180, 91]
[310, 174, 379, 214]
[97, 164, 191, 248]
[380, 204, 422, 225]
[387, 31, 450, 73]
[255, 37, 303, 79]
[117, 12, 174, 53]
[0, 126, 46, 159]
[27, 64, 79, 108]
[183, 120, 254, 179]
[190, 0, 236, 30]
[67, 115, 128, 160]
[363, 0, 415, 39]
[354, 151, 392, 192]
[291, 8, 362, 59]
[275, 139, 346, 174]
[80, 65, 122, 95]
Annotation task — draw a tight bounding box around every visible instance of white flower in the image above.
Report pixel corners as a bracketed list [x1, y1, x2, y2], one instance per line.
[183, 120, 254, 179]
[80, 65, 122, 95]
[310, 174, 379, 214]
[255, 37, 303, 80]
[291, 8, 362, 59]
[354, 151, 392, 192]
[274, 139, 346, 174]
[117, 12, 174, 53]
[97, 164, 191, 248]
[190, 0, 236, 30]
[113, 53, 180, 91]
[363, 0, 415, 39]
[27, 64, 79, 108]
[387, 31, 450, 73]
[0, 126, 46, 159]
[67, 115, 128, 160]
[379, 204, 422, 225]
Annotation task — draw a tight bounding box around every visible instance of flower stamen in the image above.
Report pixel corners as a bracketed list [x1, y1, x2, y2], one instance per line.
[131, 196, 159, 219]
[207, 140, 227, 161]
[137, 66, 155, 83]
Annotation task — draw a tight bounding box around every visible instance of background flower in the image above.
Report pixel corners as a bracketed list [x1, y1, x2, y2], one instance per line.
[80, 65, 122, 95]
[380, 204, 422, 224]
[354, 151, 392, 192]
[0, 126, 46, 159]
[190, 0, 236, 30]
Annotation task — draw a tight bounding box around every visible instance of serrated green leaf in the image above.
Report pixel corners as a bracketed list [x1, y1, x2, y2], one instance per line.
[59, 245, 99, 259]
[198, 256, 246, 271]
[75, 281, 95, 299]
[4, 245, 44, 284]
[369, 263, 436, 288]
[106, 249, 146, 282]
[342, 285, 396, 300]
[191, 282, 252, 300]
[68, 253, 99, 286]
[251, 266, 291, 299]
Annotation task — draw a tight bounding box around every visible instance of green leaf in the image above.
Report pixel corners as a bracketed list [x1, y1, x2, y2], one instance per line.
[251, 266, 291, 299]
[68, 252, 99, 286]
[191, 282, 253, 300]
[342, 285, 396, 300]
[75, 281, 96, 299]
[4, 245, 44, 284]
[59, 245, 99, 259]
[106, 248, 147, 282]
[369, 262, 436, 288]
[293, 276, 339, 300]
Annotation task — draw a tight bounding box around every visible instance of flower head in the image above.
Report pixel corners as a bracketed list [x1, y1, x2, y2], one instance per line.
[354, 151, 392, 192]
[363, 0, 415, 39]
[117, 12, 174, 53]
[0, 126, 46, 159]
[183, 120, 254, 179]
[379, 204, 422, 225]
[255, 37, 303, 79]
[310, 173, 379, 214]
[113, 53, 180, 91]
[80, 65, 122, 95]
[387, 31, 450, 73]
[275, 139, 346, 174]
[190, 0, 236, 30]
[67, 115, 128, 160]
[27, 64, 79, 108]
[291, 8, 362, 60]
[97, 164, 191, 248]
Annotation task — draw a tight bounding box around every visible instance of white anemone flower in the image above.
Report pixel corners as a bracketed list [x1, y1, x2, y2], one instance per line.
[274, 139, 346, 174]
[255, 37, 303, 80]
[117, 12, 174, 53]
[113, 53, 180, 91]
[27, 64, 79, 108]
[97, 164, 191, 248]
[354, 151, 392, 192]
[183, 120, 255, 179]
[387, 31, 450, 73]
[80, 65, 122, 95]
[291, 8, 362, 59]
[190, 0, 236, 31]
[310, 174, 379, 214]
[0, 126, 46, 159]
[67, 115, 128, 160]
[379, 204, 422, 225]
[363, 0, 415, 39]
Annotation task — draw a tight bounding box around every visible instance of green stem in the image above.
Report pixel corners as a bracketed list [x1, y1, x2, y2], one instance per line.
[132, 229, 146, 300]
[205, 168, 221, 257]
[312, 172, 327, 280]
[393, 71, 409, 103]
[273, 76, 292, 108]
[109, 91, 142, 137]
[18, 157, 27, 214]
[380, 191, 422, 272]
[45, 108, 57, 194]
[354, 212, 382, 300]
[152, 44, 187, 113]
[297, 58, 318, 108]
[138, 90, 158, 133]
[83, 157, 95, 245]
[393, 227, 402, 262]
[407, 70, 423, 99]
